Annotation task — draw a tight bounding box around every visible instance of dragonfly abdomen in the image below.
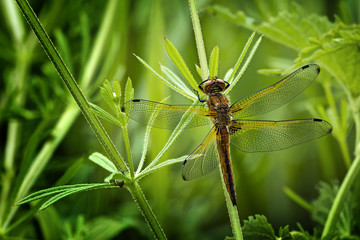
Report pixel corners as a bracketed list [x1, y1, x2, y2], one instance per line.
[216, 126, 237, 206]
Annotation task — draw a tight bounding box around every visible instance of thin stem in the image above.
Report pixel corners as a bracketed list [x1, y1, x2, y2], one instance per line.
[338, 137, 352, 169]
[218, 166, 243, 240]
[188, 0, 209, 80]
[322, 90, 360, 238]
[14, 0, 127, 171]
[126, 182, 167, 240]
[122, 126, 134, 178]
[283, 187, 314, 212]
[321, 154, 360, 238]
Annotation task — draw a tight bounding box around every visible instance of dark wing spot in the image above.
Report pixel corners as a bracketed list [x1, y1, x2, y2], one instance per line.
[132, 99, 140, 102]
[183, 159, 187, 165]
[302, 65, 310, 70]
[313, 118, 323, 122]
[121, 106, 125, 112]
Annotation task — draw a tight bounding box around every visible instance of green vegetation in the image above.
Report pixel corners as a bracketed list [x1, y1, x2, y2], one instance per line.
[1, 0, 359, 239]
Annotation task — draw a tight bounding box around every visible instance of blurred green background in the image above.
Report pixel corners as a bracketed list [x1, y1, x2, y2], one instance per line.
[1, 0, 359, 239]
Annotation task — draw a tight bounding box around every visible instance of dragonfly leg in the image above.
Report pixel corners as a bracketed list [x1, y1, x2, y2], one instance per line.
[194, 89, 207, 102]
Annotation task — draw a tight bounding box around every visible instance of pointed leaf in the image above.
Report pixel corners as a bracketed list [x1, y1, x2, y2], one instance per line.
[89, 152, 118, 173]
[227, 31, 256, 84]
[209, 45, 219, 78]
[138, 156, 186, 180]
[134, 54, 194, 100]
[164, 38, 198, 89]
[160, 64, 196, 99]
[195, 64, 202, 78]
[39, 183, 111, 211]
[89, 103, 122, 126]
[225, 34, 262, 94]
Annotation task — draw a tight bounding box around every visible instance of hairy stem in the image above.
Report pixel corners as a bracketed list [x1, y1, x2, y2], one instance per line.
[219, 166, 243, 240]
[188, 0, 209, 80]
[126, 182, 167, 240]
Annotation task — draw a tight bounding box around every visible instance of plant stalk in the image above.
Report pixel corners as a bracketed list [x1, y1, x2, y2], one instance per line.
[122, 126, 134, 178]
[322, 91, 360, 238]
[14, 0, 127, 172]
[126, 182, 167, 240]
[219, 166, 243, 240]
[188, 0, 209, 80]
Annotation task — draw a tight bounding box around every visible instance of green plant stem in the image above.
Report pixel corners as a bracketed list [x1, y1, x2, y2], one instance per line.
[339, 137, 351, 169]
[322, 91, 360, 238]
[283, 187, 314, 212]
[122, 126, 134, 178]
[322, 153, 360, 238]
[219, 166, 243, 240]
[14, 0, 126, 171]
[188, 0, 209, 80]
[126, 182, 166, 240]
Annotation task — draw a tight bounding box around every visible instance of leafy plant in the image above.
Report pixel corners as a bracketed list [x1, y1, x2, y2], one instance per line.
[2, 0, 360, 239]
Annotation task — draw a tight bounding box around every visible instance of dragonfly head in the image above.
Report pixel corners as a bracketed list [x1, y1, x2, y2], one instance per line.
[199, 78, 230, 94]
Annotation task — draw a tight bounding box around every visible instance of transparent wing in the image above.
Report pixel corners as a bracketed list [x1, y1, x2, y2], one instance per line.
[182, 126, 219, 180]
[229, 118, 332, 152]
[230, 64, 320, 118]
[122, 99, 213, 129]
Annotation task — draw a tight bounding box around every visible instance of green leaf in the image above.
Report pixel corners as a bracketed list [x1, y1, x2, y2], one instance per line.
[209, 45, 219, 78]
[164, 38, 198, 90]
[278, 226, 292, 240]
[299, 23, 360, 94]
[206, 5, 247, 26]
[39, 183, 111, 211]
[312, 181, 358, 237]
[195, 64, 202, 78]
[17, 183, 109, 206]
[242, 215, 276, 240]
[89, 102, 122, 126]
[225, 34, 262, 94]
[124, 77, 133, 106]
[134, 54, 195, 100]
[160, 64, 197, 99]
[226, 31, 255, 84]
[89, 152, 118, 173]
[119, 77, 134, 125]
[138, 155, 187, 180]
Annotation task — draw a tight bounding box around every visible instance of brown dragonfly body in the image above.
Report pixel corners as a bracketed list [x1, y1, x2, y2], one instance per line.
[122, 64, 333, 206]
[199, 78, 236, 205]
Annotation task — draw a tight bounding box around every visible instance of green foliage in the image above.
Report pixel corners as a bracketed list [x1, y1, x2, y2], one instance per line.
[209, 45, 219, 78]
[312, 181, 360, 238]
[242, 215, 292, 240]
[17, 183, 113, 212]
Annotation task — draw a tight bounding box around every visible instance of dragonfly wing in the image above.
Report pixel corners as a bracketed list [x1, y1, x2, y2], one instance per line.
[182, 126, 219, 180]
[231, 64, 320, 118]
[229, 119, 332, 152]
[122, 99, 212, 129]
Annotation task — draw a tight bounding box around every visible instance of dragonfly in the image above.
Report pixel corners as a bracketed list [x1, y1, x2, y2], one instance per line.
[121, 64, 332, 206]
